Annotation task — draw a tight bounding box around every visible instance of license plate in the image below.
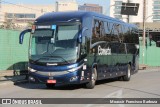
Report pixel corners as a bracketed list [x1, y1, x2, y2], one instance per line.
[47, 80, 56, 84]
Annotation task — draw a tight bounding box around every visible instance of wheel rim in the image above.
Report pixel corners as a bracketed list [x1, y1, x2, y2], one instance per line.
[91, 70, 96, 83]
[128, 67, 131, 78]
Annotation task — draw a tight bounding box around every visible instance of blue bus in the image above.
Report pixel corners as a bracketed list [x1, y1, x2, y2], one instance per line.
[19, 11, 139, 89]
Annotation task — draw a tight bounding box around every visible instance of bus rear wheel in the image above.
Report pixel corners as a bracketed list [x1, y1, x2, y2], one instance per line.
[123, 64, 131, 81]
[85, 68, 97, 89]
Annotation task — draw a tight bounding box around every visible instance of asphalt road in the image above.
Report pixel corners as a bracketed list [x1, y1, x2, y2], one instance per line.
[0, 69, 160, 107]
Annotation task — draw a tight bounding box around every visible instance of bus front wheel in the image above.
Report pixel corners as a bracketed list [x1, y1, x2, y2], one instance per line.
[123, 64, 131, 81]
[85, 68, 97, 89]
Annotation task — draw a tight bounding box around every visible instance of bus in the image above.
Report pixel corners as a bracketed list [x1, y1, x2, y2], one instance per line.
[19, 11, 139, 89]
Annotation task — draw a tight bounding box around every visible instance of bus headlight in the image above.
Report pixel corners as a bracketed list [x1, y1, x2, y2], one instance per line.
[135, 44, 139, 49]
[28, 67, 37, 72]
[68, 64, 84, 72]
[68, 67, 78, 72]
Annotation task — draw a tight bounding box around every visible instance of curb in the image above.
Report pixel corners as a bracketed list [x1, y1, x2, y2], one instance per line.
[0, 79, 28, 86]
[138, 69, 160, 73]
[0, 81, 14, 86]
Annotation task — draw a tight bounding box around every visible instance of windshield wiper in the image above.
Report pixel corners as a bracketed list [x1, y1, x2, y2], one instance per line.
[34, 57, 50, 63]
[45, 55, 70, 64]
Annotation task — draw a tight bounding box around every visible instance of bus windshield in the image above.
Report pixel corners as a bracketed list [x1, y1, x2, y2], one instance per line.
[29, 24, 80, 64]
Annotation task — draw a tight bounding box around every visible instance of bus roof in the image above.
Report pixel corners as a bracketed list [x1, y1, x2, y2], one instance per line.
[35, 11, 136, 28]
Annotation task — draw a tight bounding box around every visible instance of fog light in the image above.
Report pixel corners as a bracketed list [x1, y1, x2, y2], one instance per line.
[80, 76, 84, 81]
[70, 76, 78, 82]
[29, 76, 35, 82]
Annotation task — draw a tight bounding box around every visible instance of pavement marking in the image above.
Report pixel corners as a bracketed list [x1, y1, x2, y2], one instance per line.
[105, 89, 125, 107]
[85, 88, 125, 107]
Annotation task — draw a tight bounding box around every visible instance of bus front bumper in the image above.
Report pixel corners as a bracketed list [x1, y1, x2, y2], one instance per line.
[28, 70, 89, 86]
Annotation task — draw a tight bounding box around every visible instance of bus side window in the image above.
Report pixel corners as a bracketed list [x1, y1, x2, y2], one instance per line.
[81, 36, 87, 55]
[99, 21, 105, 37]
[93, 20, 105, 37]
[92, 20, 106, 44]
[104, 21, 110, 35]
[92, 20, 99, 38]
[123, 26, 130, 43]
[103, 21, 110, 42]
[92, 20, 100, 43]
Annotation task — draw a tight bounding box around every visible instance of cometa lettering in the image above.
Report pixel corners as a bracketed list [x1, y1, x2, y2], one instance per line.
[98, 45, 111, 55]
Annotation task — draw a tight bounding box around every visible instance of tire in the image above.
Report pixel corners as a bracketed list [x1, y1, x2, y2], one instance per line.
[85, 68, 97, 89]
[123, 64, 131, 81]
[46, 83, 55, 89]
[135, 55, 139, 72]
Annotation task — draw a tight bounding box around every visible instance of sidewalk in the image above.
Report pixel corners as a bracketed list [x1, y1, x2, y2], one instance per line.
[0, 70, 28, 86]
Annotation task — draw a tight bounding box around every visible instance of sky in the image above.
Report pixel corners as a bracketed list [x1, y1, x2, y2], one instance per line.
[1, 0, 110, 15]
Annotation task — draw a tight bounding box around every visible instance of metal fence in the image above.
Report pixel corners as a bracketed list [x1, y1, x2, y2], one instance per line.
[0, 29, 29, 70]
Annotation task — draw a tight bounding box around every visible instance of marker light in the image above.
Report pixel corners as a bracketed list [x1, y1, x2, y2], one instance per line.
[28, 67, 37, 72]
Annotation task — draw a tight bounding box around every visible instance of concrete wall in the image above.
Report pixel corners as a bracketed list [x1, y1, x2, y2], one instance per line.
[139, 37, 160, 66]
[0, 29, 29, 70]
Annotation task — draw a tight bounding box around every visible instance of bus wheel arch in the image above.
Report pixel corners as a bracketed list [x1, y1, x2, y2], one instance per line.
[92, 63, 98, 70]
[128, 62, 132, 67]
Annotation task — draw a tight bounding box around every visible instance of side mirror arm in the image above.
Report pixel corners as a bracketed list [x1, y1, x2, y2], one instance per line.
[78, 27, 88, 43]
[19, 29, 31, 44]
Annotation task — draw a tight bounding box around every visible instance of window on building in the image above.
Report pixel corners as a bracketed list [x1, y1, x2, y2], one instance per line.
[153, 20, 160, 22]
[6, 13, 36, 19]
[153, 11, 160, 15]
[25, 14, 36, 18]
[115, 6, 121, 9]
[15, 14, 25, 18]
[153, 15, 160, 19]
[114, 15, 122, 19]
[154, 1, 160, 4]
[114, 10, 121, 14]
[115, 1, 122, 5]
[153, 6, 160, 9]
[6, 13, 13, 18]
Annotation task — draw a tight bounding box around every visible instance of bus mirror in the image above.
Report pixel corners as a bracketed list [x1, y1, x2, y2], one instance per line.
[82, 27, 88, 34]
[78, 34, 82, 43]
[19, 29, 31, 44]
[78, 27, 88, 43]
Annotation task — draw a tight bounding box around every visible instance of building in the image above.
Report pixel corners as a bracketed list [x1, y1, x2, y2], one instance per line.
[0, 0, 78, 29]
[78, 4, 103, 14]
[0, 0, 2, 24]
[110, 0, 160, 23]
[55, 0, 78, 12]
[0, 4, 54, 28]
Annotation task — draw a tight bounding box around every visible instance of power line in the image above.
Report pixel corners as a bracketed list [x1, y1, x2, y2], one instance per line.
[1, 0, 47, 12]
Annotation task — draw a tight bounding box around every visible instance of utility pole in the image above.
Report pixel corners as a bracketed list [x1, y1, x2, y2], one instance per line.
[127, 0, 130, 23]
[55, 1, 58, 12]
[0, 0, 1, 24]
[142, 0, 146, 64]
